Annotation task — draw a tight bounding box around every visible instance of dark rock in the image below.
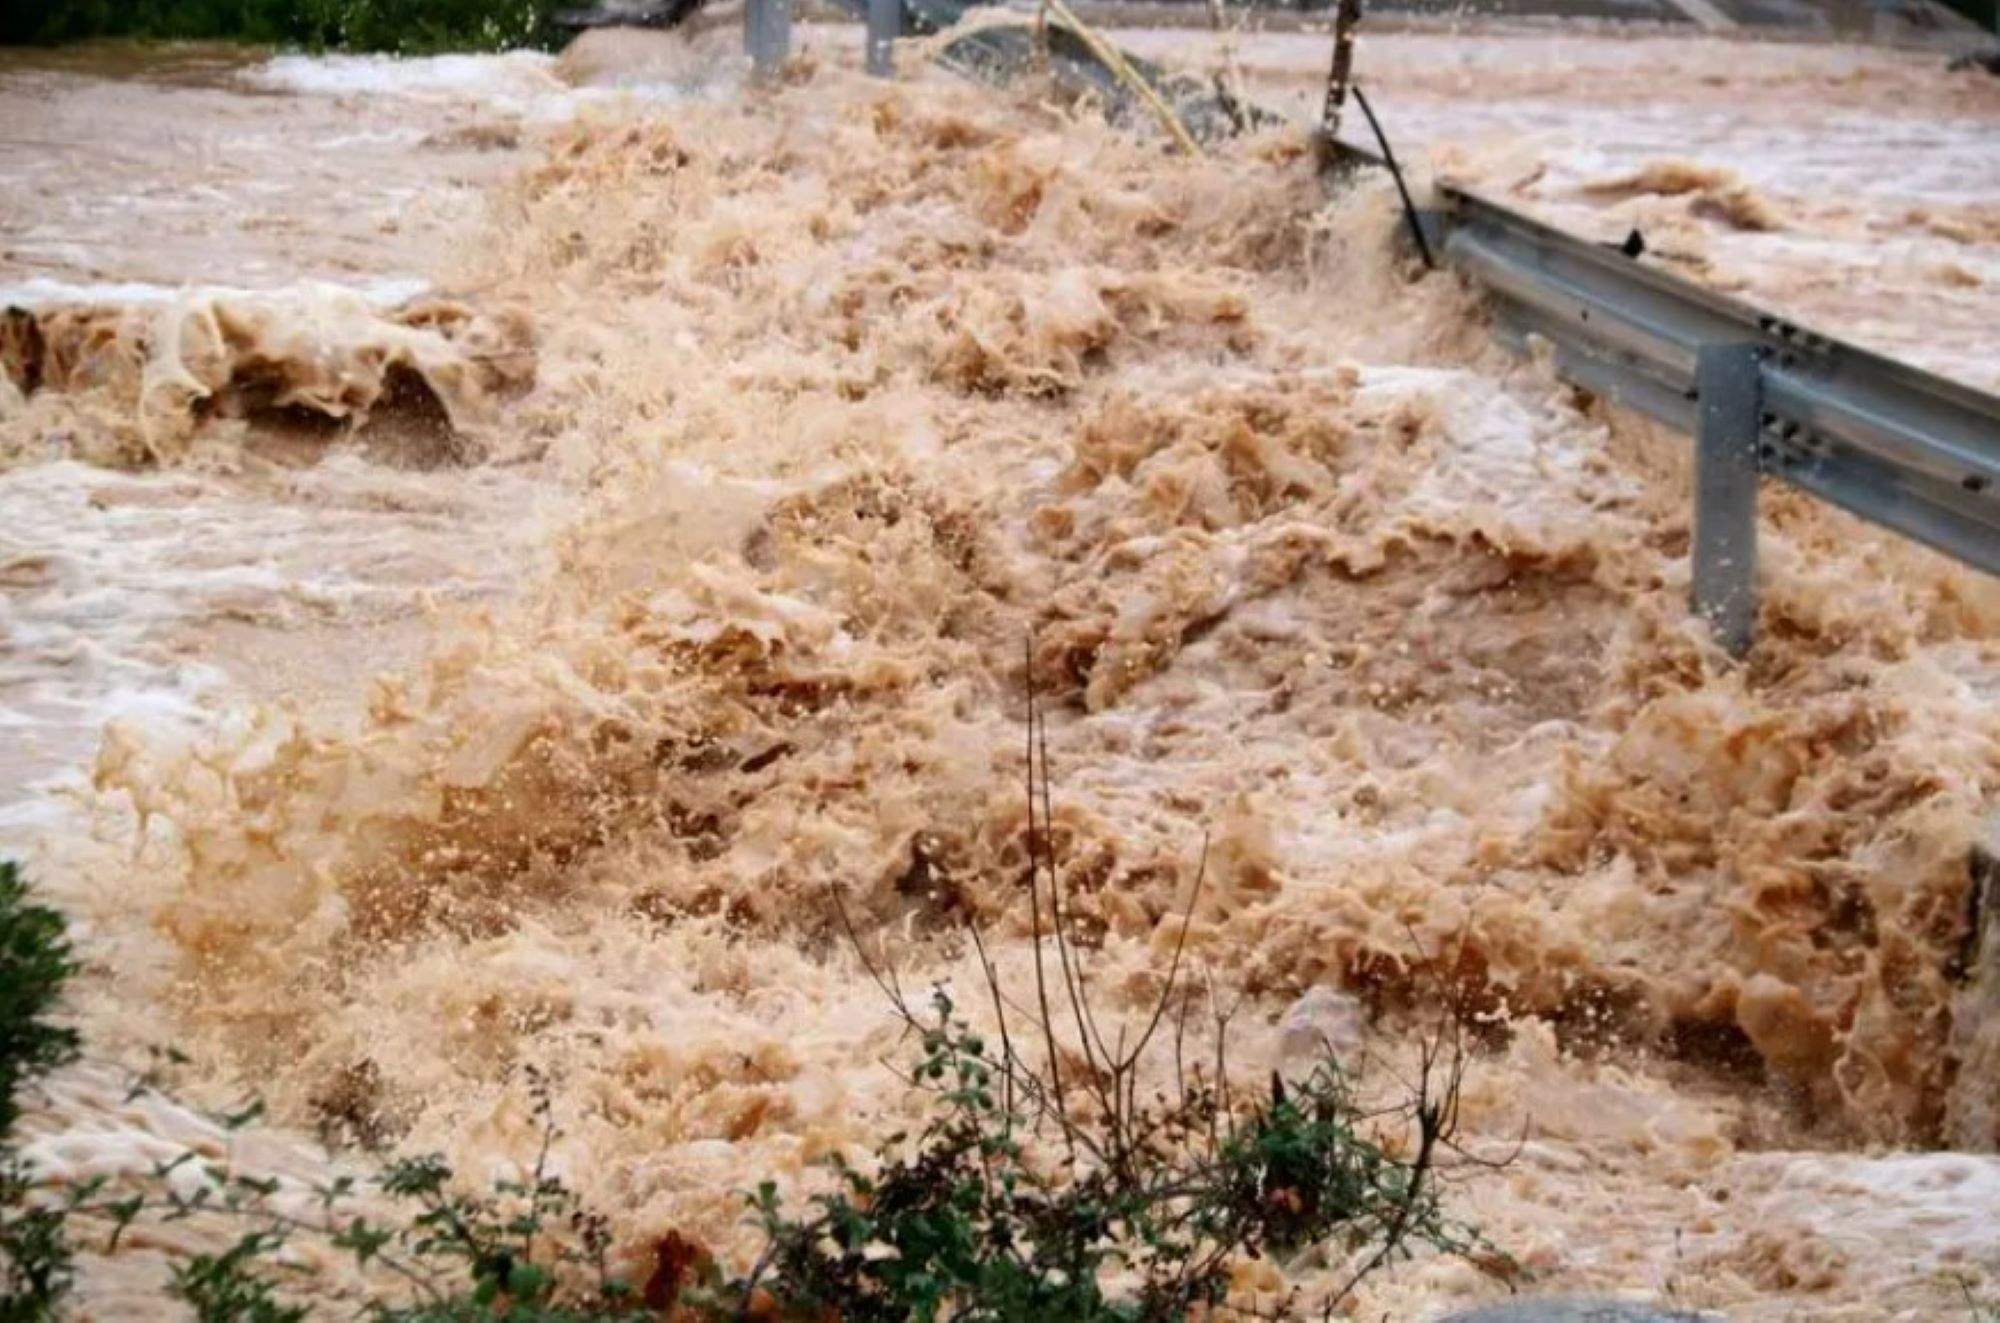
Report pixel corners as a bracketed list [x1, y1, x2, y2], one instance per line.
[554, 0, 707, 32]
[937, 21, 1283, 144]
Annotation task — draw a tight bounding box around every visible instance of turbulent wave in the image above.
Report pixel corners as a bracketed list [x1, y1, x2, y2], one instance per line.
[1577, 159, 1787, 232]
[0, 285, 535, 468]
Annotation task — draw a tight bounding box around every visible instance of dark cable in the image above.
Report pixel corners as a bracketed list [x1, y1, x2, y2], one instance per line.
[1350, 84, 1435, 272]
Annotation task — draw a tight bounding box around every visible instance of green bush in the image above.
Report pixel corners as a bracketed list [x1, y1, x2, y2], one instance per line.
[0, 0, 568, 53]
[0, 865, 77, 1142]
[289, 0, 566, 54]
[0, 860, 83, 1319]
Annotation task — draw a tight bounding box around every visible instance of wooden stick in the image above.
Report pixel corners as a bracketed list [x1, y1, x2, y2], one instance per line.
[1043, 0, 1203, 156]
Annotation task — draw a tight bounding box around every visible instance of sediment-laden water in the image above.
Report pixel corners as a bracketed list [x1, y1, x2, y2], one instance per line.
[3, 21, 1998, 1319]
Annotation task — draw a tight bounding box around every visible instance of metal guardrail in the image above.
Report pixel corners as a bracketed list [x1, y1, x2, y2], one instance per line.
[724, 2, 2000, 657]
[1425, 183, 2000, 654]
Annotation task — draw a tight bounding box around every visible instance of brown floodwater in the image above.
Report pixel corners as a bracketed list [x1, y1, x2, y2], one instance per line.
[2, 23, 1998, 1321]
[1117, 25, 2000, 388]
[0, 40, 528, 292]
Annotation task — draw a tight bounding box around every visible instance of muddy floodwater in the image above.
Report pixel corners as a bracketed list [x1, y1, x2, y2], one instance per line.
[1120, 25, 2000, 389]
[2, 19, 1999, 1320]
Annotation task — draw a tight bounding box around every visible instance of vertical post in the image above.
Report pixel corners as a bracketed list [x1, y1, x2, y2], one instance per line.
[1319, 0, 1361, 139]
[1692, 343, 1763, 658]
[867, 0, 899, 76]
[1947, 815, 2000, 1148]
[745, 0, 791, 79]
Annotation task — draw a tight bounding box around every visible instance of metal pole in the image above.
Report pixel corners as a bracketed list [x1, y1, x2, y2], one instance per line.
[1319, 0, 1361, 139]
[867, 0, 899, 76]
[745, 0, 791, 79]
[1692, 343, 1763, 657]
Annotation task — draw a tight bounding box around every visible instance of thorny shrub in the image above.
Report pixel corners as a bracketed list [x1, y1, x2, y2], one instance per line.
[719, 680, 1500, 1319]
[719, 989, 1487, 1321]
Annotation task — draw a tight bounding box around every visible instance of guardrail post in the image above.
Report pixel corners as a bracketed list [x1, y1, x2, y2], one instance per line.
[745, 0, 791, 79]
[1948, 815, 2000, 1147]
[866, 0, 900, 75]
[1692, 343, 1763, 658]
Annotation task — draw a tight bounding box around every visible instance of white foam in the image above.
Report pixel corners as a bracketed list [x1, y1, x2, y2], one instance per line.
[245, 47, 740, 125]
[245, 50, 563, 100]
[1749, 1151, 2000, 1274]
[0, 276, 430, 310]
